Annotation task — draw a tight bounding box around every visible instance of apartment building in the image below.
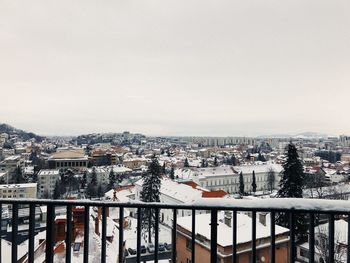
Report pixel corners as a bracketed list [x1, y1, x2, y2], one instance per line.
[0, 183, 37, 199]
[38, 169, 60, 198]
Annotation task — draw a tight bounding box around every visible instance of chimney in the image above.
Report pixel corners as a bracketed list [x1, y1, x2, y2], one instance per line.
[224, 211, 232, 227]
[95, 217, 100, 236]
[258, 212, 268, 226]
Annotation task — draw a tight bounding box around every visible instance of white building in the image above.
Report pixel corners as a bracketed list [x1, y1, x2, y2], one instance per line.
[176, 163, 283, 194]
[87, 165, 132, 185]
[135, 178, 226, 226]
[38, 169, 60, 198]
[0, 183, 37, 199]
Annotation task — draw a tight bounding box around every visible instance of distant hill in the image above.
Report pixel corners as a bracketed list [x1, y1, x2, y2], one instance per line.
[0, 123, 44, 141]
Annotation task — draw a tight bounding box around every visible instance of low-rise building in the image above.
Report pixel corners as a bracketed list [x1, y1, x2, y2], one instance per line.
[48, 148, 88, 169]
[176, 211, 290, 263]
[0, 183, 37, 199]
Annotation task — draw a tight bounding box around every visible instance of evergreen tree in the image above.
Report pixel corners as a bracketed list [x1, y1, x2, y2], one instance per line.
[184, 158, 190, 168]
[277, 143, 306, 240]
[170, 166, 175, 180]
[14, 166, 24, 184]
[140, 158, 161, 243]
[239, 171, 244, 195]
[53, 180, 61, 199]
[246, 153, 251, 161]
[90, 167, 97, 184]
[108, 168, 115, 190]
[258, 152, 266, 162]
[162, 163, 166, 174]
[213, 156, 218, 166]
[231, 155, 237, 166]
[86, 167, 98, 198]
[278, 143, 304, 198]
[97, 183, 104, 198]
[251, 170, 257, 193]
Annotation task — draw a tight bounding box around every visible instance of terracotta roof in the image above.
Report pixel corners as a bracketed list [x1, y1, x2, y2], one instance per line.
[202, 190, 227, 198]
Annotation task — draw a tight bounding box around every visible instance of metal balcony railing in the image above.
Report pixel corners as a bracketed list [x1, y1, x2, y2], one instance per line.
[0, 198, 349, 263]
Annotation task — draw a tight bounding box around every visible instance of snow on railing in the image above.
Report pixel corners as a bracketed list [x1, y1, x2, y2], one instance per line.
[1, 197, 350, 213]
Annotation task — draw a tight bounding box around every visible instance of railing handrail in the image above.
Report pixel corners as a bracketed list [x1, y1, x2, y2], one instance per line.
[0, 197, 350, 214]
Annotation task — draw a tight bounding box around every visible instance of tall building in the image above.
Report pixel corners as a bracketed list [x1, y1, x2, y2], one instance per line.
[38, 169, 60, 198]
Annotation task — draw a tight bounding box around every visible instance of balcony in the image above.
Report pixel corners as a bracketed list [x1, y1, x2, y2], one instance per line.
[0, 198, 349, 263]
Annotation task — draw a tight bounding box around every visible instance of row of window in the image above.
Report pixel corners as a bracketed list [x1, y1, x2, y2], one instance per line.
[56, 161, 87, 168]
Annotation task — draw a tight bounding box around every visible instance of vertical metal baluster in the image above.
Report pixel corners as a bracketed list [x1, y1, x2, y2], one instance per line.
[309, 213, 315, 263]
[119, 207, 124, 263]
[66, 205, 72, 263]
[46, 204, 55, 263]
[348, 213, 350, 263]
[83, 205, 90, 263]
[0, 203, 2, 263]
[28, 204, 35, 263]
[210, 209, 218, 263]
[137, 207, 141, 263]
[11, 203, 18, 263]
[232, 210, 237, 263]
[252, 211, 256, 263]
[329, 214, 335, 263]
[192, 209, 196, 263]
[270, 211, 275, 263]
[289, 211, 296, 263]
[101, 206, 107, 263]
[154, 208, 159, 263]
[172, 208, 177, 263]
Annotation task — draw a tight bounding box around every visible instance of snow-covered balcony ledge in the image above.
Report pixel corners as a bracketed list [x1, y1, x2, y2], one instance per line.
[1, 197, 350, 213]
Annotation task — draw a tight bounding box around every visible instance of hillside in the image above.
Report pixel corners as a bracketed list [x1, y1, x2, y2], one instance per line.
[0, 123, 44, 141]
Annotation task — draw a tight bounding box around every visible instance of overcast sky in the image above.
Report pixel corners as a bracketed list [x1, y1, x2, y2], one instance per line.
[0, 0, 349, 136]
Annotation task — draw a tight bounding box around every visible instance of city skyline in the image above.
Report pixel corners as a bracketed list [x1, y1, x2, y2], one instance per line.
[1, 0, 349, 136]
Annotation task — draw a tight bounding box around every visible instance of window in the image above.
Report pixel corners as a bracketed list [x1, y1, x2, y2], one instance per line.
[300, 248, 308, 258]
[186, 238, 192, 251]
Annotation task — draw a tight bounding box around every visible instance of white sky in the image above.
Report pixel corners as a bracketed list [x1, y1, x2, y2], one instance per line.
[0, 0, 349, 136]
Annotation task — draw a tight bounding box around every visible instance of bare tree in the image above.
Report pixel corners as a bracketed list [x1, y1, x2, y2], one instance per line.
[315, 223, 346, 263]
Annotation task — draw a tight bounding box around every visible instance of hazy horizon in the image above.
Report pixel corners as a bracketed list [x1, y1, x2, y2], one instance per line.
[1, 0, 349, 137]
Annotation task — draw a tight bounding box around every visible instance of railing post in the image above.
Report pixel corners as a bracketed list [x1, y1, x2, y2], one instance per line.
[309, 213, 315, 263]
[28, 204, 35, 263]
[11, 203, 18, 263]
[251, 211, 256, 263]
[66, 205, 72, 263]
[232, 210, 237, 263]
[119, 207, 124, 263]
[348, 213, 350, 263]
[191, 209, 196, 263]
[270, 211, 275, 263]
[137, 207, 141, 263]
[83, 205, 90, 263]
[101, 206, 107, 263]
[154, 208, 159, 263]
[329, 214, 334, 263]
[289, 211, 296, 263]
[210, 209, 218, 263]
[172, 208, 177, 263]
[46, 204, 55, 263]
[0, 203, 2, 263]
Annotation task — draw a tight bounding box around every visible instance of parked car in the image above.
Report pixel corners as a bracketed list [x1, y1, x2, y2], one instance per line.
[158, 243, 165, 252]
[140, 245, 147, 254]
[164, 242, 172, 251]
[147, 244, 155, 253]
[128, 247, 137, 255]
